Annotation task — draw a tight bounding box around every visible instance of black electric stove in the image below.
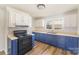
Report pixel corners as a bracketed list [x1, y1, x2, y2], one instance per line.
[14, 30, 32, 55]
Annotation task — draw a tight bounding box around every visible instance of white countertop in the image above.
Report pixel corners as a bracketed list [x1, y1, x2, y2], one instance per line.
[8, 34, 18, 40]
[54, 33, 79, 37]
[33, 31, 79, 38]
[8, 33, 34, 40]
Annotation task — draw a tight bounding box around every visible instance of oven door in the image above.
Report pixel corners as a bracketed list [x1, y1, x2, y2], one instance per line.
[17, 36, 32, 55]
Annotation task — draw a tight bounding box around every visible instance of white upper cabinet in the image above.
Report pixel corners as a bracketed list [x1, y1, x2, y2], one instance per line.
[7, 7, 32, 27]
[21, 13, 32, 27]
[15, 13, 32, 27]
[8, 11, 16, 27]
[15, 13, 26, 26]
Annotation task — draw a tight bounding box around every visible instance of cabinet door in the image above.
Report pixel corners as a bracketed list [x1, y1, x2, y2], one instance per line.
[34, 33, 48, 42]
[32, 32, 37, 40]
[23, 15, 28, 26]
[11, 40, 17, 55]
[34, 32, 40, 41]
[24, 14, 32, 27]
[65, 36, 78, 54]
[8, 11, 16, 27]
[47, 34, 58, 46]
[35, 33, 58, 47]
[57, 35, 66, 49]
[15, 13, 26, 26]
[39, 33, 48, 42]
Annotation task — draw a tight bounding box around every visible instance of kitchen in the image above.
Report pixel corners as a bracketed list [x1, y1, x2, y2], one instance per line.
[0, 4, 79, 55]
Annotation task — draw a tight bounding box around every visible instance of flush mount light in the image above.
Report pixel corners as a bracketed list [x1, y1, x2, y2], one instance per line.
[37, 4, 45, 9]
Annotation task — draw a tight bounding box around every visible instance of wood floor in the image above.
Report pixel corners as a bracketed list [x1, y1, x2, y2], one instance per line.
[26, 41, 73, 55]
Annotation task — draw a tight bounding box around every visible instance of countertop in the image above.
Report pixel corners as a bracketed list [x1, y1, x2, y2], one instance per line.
[8, 34, 18, 40]
[8, 33, 34, 40]
[33, 31, 79, 38]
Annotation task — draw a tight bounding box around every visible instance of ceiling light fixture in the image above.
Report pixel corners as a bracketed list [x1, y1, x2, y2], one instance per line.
[37, 4, 45, 9]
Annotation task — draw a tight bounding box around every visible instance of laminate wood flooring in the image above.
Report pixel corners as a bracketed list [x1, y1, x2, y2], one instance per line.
[26, 41, 73, 55]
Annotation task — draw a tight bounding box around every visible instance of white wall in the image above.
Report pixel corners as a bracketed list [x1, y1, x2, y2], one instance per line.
[0, 8, 5, 51]
[63, 9, 77, 34]
[33, 19, 44, 28]
[77, 8, 79, 35]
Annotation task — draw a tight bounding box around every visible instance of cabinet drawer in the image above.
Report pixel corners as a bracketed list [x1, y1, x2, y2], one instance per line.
[65, 36, 78, 54]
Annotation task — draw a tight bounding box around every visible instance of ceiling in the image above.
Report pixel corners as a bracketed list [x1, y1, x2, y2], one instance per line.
[0, 4, 78, 18]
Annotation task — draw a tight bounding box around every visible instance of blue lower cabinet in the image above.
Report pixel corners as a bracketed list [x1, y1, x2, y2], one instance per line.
[39, 33, 48, 42]
[32, 34, 35, 46]
[57, 35, 66, 49]
[32, 32, 37, 40]
[11, 40, 17, 55]
[38, 33, 43, 41]
[32, 32, 79, 54]
[33, 32, 58, 47]
[8, 39, 17, 55]
[33, 32, 47, 42]
[65, 37, 78, 54]
[78, 39, 79, 54]
[47, 35, 58, 46]
[34, 33, 40, 40]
